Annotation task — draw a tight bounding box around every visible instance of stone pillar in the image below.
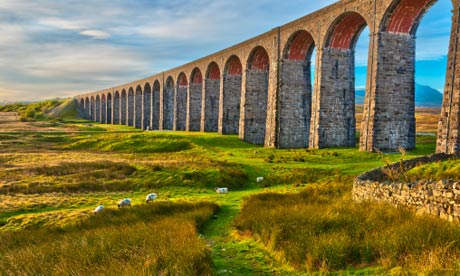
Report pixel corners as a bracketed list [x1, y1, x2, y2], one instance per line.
[95, 97, 101, 122]
[187, 83, 202, 131]
[309, 48, 356, 148]
[163, 83, 174, 130]
[135, 90, 142, 129]
[107, 95, 112, 124]
[437, 2, 460, 154]
[121, 93, 127, 125]
[127, 90, 134, 126]
[240, 69, 269, 145]
[279, 59, 311, 148]
[220, 75, 242, 134]
[143, 89, 151, 130]
[101, 97, 107, 124]
[264, 59, 279, 148]
[360, 32, 416, 152]
[202, 79, 220, 132]
[113, 93, 120, 124]
[153, 84, 161, 130]
[174, 86, 187, 131]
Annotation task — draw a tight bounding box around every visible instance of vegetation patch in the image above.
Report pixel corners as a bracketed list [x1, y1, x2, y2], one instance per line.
[234, 183, 460, 273]
[0, 202, 218, 276]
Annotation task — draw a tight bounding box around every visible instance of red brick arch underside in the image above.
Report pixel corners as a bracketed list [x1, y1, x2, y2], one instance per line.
[178, 73, 188, 87]
[248, 47, 269, 71]
[191, 68, 203, 84]
[385, 0, 433, 34]
[225, 56, 243, 75]
[285, 30, 315, 60]
[328, 12, 367, 50]
[207, 62, 220, 80]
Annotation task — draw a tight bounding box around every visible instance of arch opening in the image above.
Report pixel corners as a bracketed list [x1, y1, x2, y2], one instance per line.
[204, 62, 221, 132]
[153, 80, 161, 130]
[188, 68, 203, 131]
[243, 46, 269, 145]
[121, 90, 127, 125]
[143, 83, 152, 130]
[163, 77, 174, 130]
[222, 55, 243, 134]
[95, 95, 101, 122]
[101, 94, 107, 124]
[279, 30, 316, 148]
[113, 91, 120, 124]
[107, 93, 112, 124]
[85, 97, 90, 119]
[135, 85, 143, 129]
[175, 73, 188, 131]
[127, 88, 135, 127]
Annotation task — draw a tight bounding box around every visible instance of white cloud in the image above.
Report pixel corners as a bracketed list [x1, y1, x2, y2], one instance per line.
[38, 17, 85, 30]
[79, 30, 111, 39]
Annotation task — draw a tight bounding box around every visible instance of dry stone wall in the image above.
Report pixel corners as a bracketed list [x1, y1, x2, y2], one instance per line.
[352, 153, 459, 221]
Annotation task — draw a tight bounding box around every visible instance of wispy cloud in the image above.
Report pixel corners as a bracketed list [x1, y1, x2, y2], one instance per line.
[79, 30, 111, 39]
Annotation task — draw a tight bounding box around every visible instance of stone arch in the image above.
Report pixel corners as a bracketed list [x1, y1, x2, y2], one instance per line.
[85, 97, 90, 119]
[203, 62, 220, 132]
[221, 55, 243, 134]
[382, 0, 436, 35]
[107, 93, 112, 124]
[90, 96, 96, 121]
[153, 80, 161, 130]
[242, 46, 269, 145]
[175, 72, 188, 131]
[325, 12, 368, 50]
[279, 30, 316, 148]
[163, 76, 175, 130]
[135, 85, 143, 129]
[101, 94, 107, 123]
[121, 89, 127, 125]
[143, 83, 152, 130]
[127, 87, 135, 126]
[113, 91, 120, 124]
[95, 95, 101, 122]
[188, 68, 203, 131]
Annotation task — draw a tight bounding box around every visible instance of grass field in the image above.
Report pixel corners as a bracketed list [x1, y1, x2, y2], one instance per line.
[0, 100, 457, 275]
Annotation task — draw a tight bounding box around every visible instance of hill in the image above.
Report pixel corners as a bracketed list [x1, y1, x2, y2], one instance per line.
[355, 83, 443, 107]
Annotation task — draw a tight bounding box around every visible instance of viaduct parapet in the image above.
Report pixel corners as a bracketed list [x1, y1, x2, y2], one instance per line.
[75, 0, 460, 153]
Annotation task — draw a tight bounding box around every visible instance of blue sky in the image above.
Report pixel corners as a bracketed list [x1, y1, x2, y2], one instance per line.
[0, 0, 452, 102]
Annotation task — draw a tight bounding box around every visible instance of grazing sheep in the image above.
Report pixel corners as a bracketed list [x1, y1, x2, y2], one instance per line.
[117, 198, 131, 208]
[214, 187, 228, 194]
[93, 205, 104, 214]
[145, 193, 157, 203]
[256, 176, 264, 183]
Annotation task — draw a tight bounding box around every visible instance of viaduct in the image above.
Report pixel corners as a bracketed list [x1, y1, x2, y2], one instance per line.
[75, 0, 460, 153]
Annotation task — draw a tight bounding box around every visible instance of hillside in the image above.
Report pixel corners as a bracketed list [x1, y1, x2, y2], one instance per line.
[355, 83, 443, 107]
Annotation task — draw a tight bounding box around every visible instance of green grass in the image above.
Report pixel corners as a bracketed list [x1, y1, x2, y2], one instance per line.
[0, 104, 457, 275]
[0, 202, 218, 276]
[234, 183, 460, 274]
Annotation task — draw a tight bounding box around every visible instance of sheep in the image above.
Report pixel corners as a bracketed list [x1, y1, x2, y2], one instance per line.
[93, 205, 104, 214]
[117, 198, 131, 208]
[256, 176, 264, 183]
[145, 193, 157, 203]
[214, 187, 228, 194]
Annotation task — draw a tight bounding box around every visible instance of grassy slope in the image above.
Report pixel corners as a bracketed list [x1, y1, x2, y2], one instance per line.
[0, 106, 448, 275]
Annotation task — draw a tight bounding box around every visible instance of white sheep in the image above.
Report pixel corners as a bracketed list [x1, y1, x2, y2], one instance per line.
[215, 187, 228, 194]
[117, 198, 132, 208]
[93, 205, 104, 214]
[256, 176, 264, 183]
[145, 193, 157, 203]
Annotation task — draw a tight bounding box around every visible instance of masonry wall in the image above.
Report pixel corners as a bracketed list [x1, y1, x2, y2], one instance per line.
[135, 91, 142, 129]
[279, 59, 311, 148]
[143, 90, 151, 130]
[127, 92, 134, 126]
[310, 49, 355, 148]
[220, 75, 242, 134]
[187, 83, 202, 131]
[437, 2, 460, 154]
[163, 86, 174, 130]
[360, 33, 416, 151]
[353, 154, 457, 222]
[153, 88, 161, 130]
[202, 79, 220, 132]
[175, 86, 187, 131]
[241, 70, 269, 145]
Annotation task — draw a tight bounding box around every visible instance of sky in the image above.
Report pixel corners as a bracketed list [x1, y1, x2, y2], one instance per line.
[0, 0, 453, 102]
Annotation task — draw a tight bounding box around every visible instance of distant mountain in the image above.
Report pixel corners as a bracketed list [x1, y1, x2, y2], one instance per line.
[355, 83, 443, 107]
